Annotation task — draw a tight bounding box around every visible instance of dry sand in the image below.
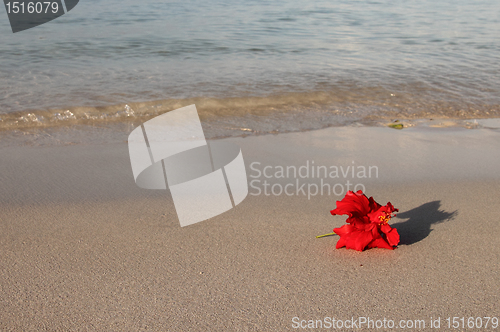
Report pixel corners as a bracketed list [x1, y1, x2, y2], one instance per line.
[1, 126, 499, 331]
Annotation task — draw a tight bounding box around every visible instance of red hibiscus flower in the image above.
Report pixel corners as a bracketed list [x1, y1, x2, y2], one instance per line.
[329, 190, 399, 251]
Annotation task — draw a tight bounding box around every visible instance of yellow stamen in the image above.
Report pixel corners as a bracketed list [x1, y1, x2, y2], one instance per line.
[379, 214, 391, 224]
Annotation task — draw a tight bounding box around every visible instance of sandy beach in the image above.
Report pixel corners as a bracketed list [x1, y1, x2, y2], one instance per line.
[2, 0, 500, 329]
[1, 125, 499, 331]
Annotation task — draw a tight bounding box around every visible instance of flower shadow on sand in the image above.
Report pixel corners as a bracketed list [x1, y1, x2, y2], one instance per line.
[392, 201, 457, 245]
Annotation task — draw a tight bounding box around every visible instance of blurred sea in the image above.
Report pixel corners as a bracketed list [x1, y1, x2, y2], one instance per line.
[0, 0, 499, 132]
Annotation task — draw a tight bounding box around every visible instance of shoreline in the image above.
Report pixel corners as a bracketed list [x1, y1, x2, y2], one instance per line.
[1, 114, 500, 149]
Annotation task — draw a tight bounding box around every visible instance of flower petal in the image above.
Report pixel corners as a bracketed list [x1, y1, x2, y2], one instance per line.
[368, 196, 382, 212]
[330, 190, 371, 218]
[336, 236, 347, 249]
[381, 225, 400, 247]
[380, 223, 392, 234]
[346, 229, 375, 251]
[386, 202, 398, 213]
[367, 237, 394, 250]
[347, 216, 370, 227]
[333, 224, 353, 236]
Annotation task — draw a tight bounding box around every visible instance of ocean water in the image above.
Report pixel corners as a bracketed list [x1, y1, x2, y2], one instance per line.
[0, 0, 499, 132]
